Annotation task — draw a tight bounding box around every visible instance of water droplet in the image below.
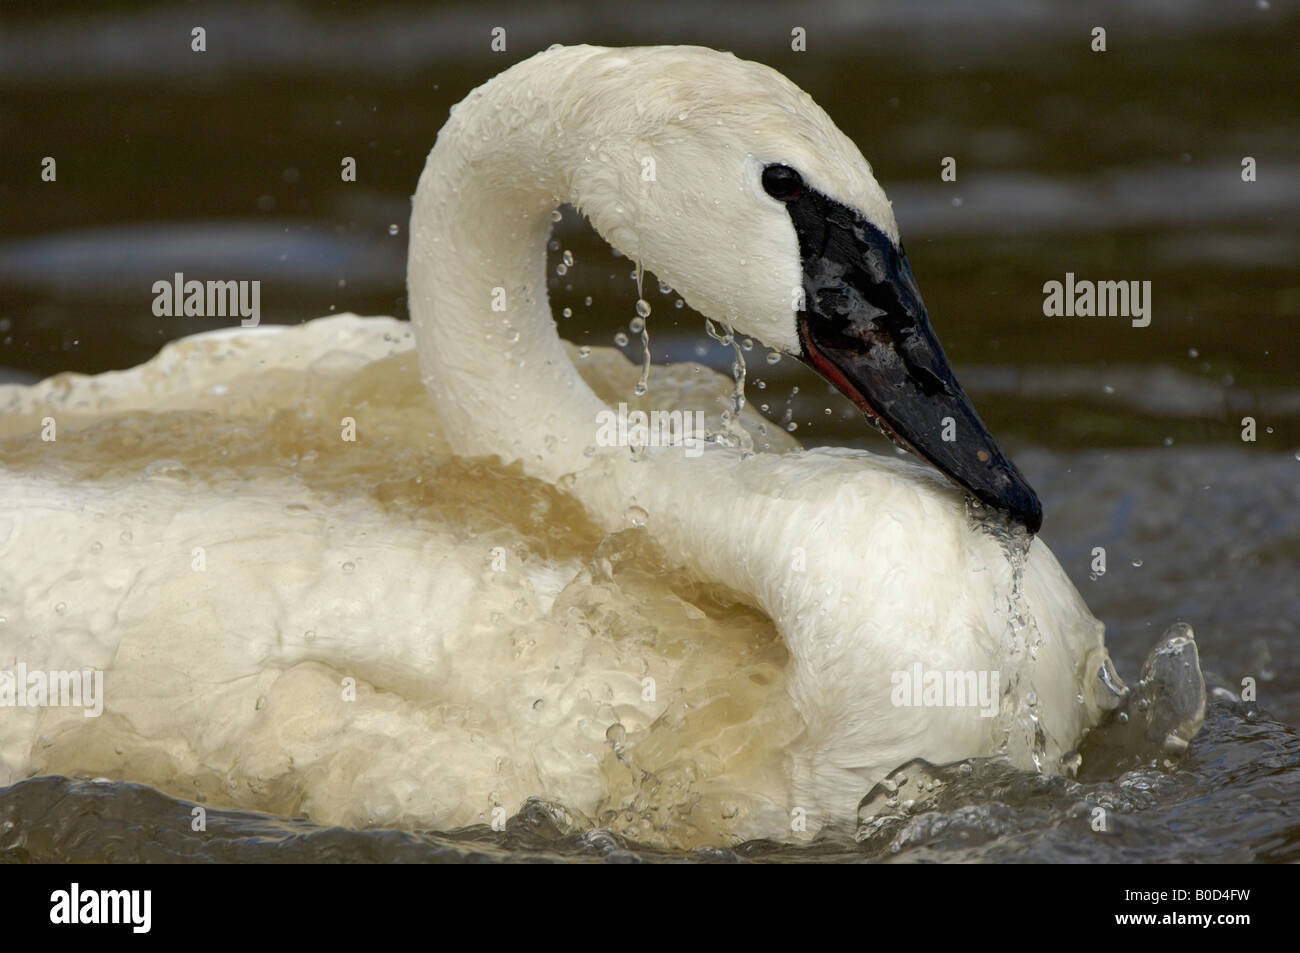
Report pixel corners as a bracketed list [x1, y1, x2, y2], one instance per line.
[606, 722, 626, 743]
[55, 602, 66, 614]
[89, 541, 102, 554]
[304, 629, 316, 642]
[255, 695, 267, 711]
[766, 351, 782, 365]
[1132, 558, 1143, 568]
[1188, 347, 1199, 358]
[628, 316, 645, 334]
[549, 209, 563, 222]
[635, 298, 651, 319]
[562, 250, 574, 267]
[786, 422, 798, 432]
[555, 263, 568, 276]
[614, 332, 629, 347]
[561, 307, 572, 318]
[532, 698, 545, 710]
[577, 346, 591, 358]
[342, 561, 356, 573]
[625, 505, 649, 527]
[387, 223, 400, 236]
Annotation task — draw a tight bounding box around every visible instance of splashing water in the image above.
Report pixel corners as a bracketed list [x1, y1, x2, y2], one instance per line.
[974, 511, 1052, 770]
[632, 261, 652, 398]
[702, 318, 754, 454]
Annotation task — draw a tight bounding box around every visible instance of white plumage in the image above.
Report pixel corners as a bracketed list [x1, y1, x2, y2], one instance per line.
[0, 46, 1118, 845]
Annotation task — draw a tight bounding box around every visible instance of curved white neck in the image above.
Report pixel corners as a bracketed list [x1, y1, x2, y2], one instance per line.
[404, 47, 827, 636]
[407, 100, 603, 483]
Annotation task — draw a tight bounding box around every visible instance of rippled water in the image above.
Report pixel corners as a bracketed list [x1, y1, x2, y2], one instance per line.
[1, 0, 1297, 862]
[3, 702, 1296, 863]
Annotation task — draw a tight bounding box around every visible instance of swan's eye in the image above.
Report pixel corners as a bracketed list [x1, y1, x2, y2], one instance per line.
[761, 164, 804, 202]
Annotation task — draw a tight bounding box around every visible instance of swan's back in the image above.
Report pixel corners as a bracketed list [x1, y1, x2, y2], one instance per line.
[0, 318, 822, 843]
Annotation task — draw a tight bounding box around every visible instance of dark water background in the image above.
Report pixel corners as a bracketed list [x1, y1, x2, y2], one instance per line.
[1, 0, 1298, 862]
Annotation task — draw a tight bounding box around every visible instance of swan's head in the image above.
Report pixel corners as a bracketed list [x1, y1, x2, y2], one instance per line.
[564, 46, 1042, 532]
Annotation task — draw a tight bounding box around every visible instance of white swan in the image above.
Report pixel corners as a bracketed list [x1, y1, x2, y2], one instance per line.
[0, 45, 1121, 845]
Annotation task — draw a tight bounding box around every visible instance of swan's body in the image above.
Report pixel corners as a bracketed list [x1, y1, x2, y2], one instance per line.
[0, 46, 1118, 844]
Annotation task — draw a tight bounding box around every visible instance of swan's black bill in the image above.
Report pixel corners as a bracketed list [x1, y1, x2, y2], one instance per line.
[783, 186, 1043, 533]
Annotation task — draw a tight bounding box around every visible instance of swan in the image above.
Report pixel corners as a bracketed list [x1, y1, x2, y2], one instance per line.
[0, 44, 1124, 845]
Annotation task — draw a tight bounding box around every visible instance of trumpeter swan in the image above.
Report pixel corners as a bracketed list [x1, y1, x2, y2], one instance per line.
[0, 45, 1126, 845]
